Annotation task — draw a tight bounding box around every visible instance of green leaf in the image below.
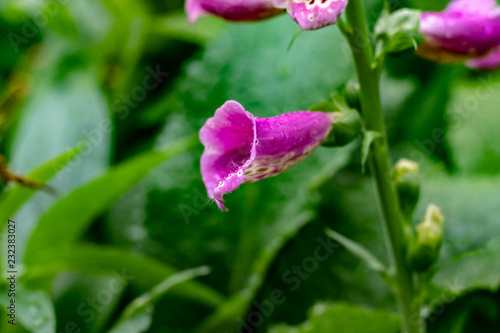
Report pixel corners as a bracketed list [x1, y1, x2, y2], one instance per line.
[446, 72, 500, 174]
[5, 52, 113, 264]
[110, 266, 211, 333]
[0, 146, 81, 233]
[0, 284, 56, 333]
[24, 136, 197, 259]
[152, 11, 227, 45]
[269, 302, 400, 333]
[23, 245, 224, 308]
[325, 229, 387, 275]
[108, 306, 154, 333]
[432, 245, 500, 295]
[361, 131, 382, 172]
[18, 286, 56, 333]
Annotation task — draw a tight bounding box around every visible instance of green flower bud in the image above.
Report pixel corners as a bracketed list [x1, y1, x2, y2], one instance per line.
[408, 204, 444, 273]
[393, 159, 420, 218]
[322, 109, 362, 147]
[343, 80, 361, 111]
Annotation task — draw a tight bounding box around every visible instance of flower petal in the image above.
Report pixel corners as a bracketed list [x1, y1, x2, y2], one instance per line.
[200, 101, 333, 210]
[200, 101, 256, 210]
[185, 0, 283, 23]
[467, 46, 500, 70]
[446, 0, 498, 14]
[282, 0, 348, 30]
[418, 0, 500, 61]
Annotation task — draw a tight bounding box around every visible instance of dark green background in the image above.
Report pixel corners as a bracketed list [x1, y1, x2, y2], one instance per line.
[0, 0, 499, 332]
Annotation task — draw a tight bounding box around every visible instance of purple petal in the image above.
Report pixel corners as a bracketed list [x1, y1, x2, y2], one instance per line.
[446, 0, 498, 14]
[185, 0, 283, 23]
[200, 101, 333, 210]
[467, 46, 500, 70]
[418, 0, 500, 61]
[274, 0, 348, 30]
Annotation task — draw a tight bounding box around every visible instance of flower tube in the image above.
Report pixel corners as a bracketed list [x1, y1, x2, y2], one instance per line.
[418, 0, 500, 62]
[200, 101, 334, 210]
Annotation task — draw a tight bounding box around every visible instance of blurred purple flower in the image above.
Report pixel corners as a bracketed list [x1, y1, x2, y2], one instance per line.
[418, 0, 500, 62]
[185, 0, 283, 23]
[467, 47, 500, 70]
[186, 0, 348, 30]
[273, 0, 348, 30]
[200, 101, 333, 211]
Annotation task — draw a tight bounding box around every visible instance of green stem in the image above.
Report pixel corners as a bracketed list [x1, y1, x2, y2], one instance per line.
[341, 1, 419, 332]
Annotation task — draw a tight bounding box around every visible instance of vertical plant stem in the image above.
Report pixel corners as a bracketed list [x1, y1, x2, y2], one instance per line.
[341, 0, 418, 332]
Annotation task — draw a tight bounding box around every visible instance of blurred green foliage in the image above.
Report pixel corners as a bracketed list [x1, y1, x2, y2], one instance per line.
[0, 0, 499, 332]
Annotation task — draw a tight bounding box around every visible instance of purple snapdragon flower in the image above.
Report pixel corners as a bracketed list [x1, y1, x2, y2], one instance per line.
[418, 0, 500, 62]
[273, 0, 348, 30]
[467, 47, 500, 70]
[186, 0, 348, 30]
[200, 101, 334, 210]
[185, 0, 282, 23]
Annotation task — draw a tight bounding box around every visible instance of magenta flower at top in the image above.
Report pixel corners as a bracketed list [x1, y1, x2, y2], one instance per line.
[418, 0, 500, 62]
[273, 0, 348, 30]
[186, 0, 348, 30]
[200, 101, 333, 211]
[185, 0, 283, 23]
[467, 46, 500, 70]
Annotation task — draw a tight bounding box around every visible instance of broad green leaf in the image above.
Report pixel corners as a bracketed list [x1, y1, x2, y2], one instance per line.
[49, 273, 125, 333]
[446, 72, 500, 174]
[18, 286, 56, 333]
[6, 49, 112, 263]
[416, 174, 500, 260]
[325, 228, 387, 275]
[425, 292, 500, 333]
[23, 245, 224, 308]
[108, 306, 153, 333]
[0, 146, 81, 233]
[0, 283, 56, 333]
[109, 266, 210, 333]
[152, 11, 227, 45]
[432, 245, 500, 295]
[24, 136, 197, 259]
[269, 302, 400, 333]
